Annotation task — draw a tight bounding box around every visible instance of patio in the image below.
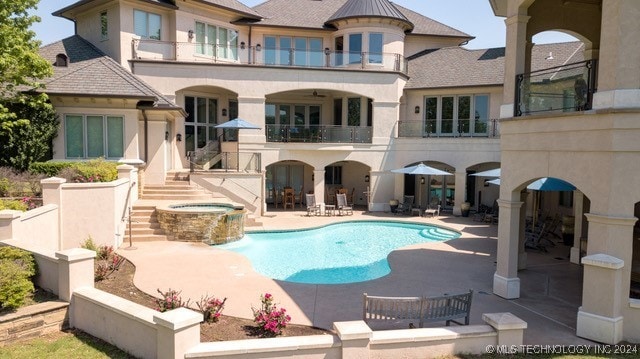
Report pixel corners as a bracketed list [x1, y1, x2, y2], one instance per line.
[120, 209, 594, 346]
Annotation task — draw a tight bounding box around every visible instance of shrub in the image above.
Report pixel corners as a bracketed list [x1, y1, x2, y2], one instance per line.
[0, 247, 37, 309]
[80, 236, 98, 252]
[0, 199, 28, 211]
[196, 295, 226, 323]
[252, 293, 291, 337]
[29, 159, 118, 182]
[80, 238, 124, 281]
[156, 289, 191, 312]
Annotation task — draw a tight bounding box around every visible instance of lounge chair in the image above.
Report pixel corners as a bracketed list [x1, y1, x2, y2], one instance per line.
[336, 193, 353, 215]
[397, 195, 414, 215]
[424, 205, 440, 218]
[305, 193, 321, 216]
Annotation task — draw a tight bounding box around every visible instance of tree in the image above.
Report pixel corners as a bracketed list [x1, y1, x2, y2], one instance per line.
[0, 1, 56, 170]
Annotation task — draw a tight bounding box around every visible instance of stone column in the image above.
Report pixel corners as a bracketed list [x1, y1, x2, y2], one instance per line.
[371, 101, 400, 145]
[518, 190, 528, 270]
[334, 321, 372, 359]
[154, 307, 202, 359]
[577, 254, 624, 344]
[370, 171, 394, 212]
[493, 199, 524, 299]
[313, 169, 325, 206]
[56, 248, 96, 326]
[42, 177, 66, 250]
[452, 171, 467, 216]
[237, 96, 266, 144]
[500, 13, 530, 118]
[0, 210, 21, 241]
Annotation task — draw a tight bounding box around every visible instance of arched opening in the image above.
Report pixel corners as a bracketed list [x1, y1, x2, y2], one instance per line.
[266, 160, 313, 210]
[265, 89, 373, 144]
[396, 161, 454, 212]
[324, 160, 371, 208]
[467, 162, 501, 212]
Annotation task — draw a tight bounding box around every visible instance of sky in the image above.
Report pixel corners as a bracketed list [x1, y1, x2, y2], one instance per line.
[31, 0, 576, 48]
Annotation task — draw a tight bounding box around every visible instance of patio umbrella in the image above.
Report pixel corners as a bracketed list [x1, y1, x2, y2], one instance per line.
[214, 118, 261, 170]
[471, 168, 501, 178]
[391, 163, 452, 210]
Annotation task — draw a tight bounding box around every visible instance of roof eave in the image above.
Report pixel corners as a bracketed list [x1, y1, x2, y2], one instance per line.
[53, 0, 178, 18]
[489, 0, 508, 17]
[325, 16, 414, 31]
[189, 0, 262, 20]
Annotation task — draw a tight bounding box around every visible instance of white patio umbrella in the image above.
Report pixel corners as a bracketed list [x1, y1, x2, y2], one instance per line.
[391, 163, 452, 210]
[214, 118, 261, 170]
[471, 168, 501, 177]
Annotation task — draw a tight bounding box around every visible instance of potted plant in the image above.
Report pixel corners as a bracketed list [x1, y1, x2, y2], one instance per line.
[460, 202, 471, 217]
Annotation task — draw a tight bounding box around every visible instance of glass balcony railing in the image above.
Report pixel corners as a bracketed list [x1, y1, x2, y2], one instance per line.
[131, 39, 408, 74]
[397, 119, 500, 138]
[515, 59, 597, 117]
[266, 125, 372, 143]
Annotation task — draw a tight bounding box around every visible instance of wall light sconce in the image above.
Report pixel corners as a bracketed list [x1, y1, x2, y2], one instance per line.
[240, 42, 246, 50]
[414, 106, 420, 114]
[255, 43, 262, 52]
[364, 174, 370, 183]
[165, 131, 169, 141]
[188, 30, 194, 40]
[222, 108, 228, 116]
[420, 177, 425, 185]
[176, 133, 182, 142]
[312, 173, 315, 181]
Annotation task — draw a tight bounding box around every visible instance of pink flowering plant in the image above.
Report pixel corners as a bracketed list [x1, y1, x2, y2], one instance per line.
[156, 288, 191, 312]
[196, 294, 227, 323]
[252, 293, 291, 337]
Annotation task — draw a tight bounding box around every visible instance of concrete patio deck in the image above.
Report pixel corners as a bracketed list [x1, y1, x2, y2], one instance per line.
[119, 208, 594, 346]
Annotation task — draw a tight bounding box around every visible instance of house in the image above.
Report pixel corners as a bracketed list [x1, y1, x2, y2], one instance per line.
[489, 0, 640, 344]
[35, 0, 640, 345]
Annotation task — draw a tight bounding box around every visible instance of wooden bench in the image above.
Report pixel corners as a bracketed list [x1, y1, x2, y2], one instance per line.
[363, 290, 473, 328]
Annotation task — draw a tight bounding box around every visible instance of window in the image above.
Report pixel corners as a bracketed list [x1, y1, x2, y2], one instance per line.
[100, 11, 108, 41]
[265, 104, 320, 126]
[348, 33, 362, 64]
[559, 191, 574, 207]
[264, 36, 322, 66]
[184, 96, 218, 153]
[134, 10, 161, 40]
[194, 22, 238, 60]
[64, 115, 124, 159]
[423, 94, 490, 137]
[334, 36, 344, 66]
[347, 98, 361, 126]
[333, 98, 342, 125]
[325, 166, 342, 185]
[369, 33, 383, 64]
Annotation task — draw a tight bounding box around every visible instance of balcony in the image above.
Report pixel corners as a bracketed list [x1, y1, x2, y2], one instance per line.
[266, 125, 372, 143]
[131, 39, 408, 74]
[515, 60, 597, 117]
[397, 119, 500, 138]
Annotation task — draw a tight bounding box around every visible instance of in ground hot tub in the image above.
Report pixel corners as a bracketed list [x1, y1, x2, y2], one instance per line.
[156, 203, 246, 245]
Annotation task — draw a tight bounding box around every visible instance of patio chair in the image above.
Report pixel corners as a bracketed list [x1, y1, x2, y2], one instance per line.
[424, 205, 440, 218]
[295, 186, 304, 208]
[336, 193, 353, 215]
[305, 193, 321, 216]
[283, 188, 296, 210]
[397, 195, 414, 215]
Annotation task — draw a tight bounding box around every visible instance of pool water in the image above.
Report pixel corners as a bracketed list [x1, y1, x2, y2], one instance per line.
[219, 221, 460, 284]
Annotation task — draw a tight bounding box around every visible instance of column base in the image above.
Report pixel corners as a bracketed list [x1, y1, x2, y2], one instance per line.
[493, 273, 520, 299]
[576, 310, 623, 344]
[452, 206, 461, 216]
[570, 247, 581, 264]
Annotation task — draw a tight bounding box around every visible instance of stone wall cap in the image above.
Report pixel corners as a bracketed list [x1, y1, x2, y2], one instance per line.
[0, 210, 23, 219]
[153, 307, 202, 330]
[55, 248, 96, 261]
[333, 320, 372, 340]
[41, 177, 67, 184]
[581, 253, 624, 269]
[116, 164, 135, 170]
[482, 312, 527, 330]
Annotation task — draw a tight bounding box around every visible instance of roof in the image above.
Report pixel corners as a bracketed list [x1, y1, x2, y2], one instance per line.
[326, 0, 413, 30]
[53, 0, 177, 18]
[186, 0, 262, 19]
[39, 36, 181, 111]
[248, 0, 470, 37]
[405, 41, 584, 89]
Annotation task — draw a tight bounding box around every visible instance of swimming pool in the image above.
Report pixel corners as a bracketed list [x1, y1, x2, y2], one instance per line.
[219, 221, 460, 284]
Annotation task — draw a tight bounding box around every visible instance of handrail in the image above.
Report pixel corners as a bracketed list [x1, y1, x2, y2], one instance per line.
[397, 119, 500, 138]
[266, 124, 373, 143]
[514, 59, 597, 117]
[132, 39, 408, 74]
[222, 177, 261, 202]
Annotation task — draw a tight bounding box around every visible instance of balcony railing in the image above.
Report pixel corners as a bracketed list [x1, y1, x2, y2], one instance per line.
[515, 59, 597, 117]
[132, 39, 408, 74]
[397, 119, 500, 138]
[266, 125, 372, 143]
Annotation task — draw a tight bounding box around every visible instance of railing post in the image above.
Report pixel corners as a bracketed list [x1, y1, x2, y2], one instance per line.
[361, 52, 365, 69]
[173, 41, 177, 61]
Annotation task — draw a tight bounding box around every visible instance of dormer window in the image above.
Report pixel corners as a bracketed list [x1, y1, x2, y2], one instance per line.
[55, 54, 68, 67]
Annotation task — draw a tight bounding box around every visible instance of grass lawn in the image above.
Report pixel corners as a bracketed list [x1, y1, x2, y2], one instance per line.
[0, 330, 134, 359]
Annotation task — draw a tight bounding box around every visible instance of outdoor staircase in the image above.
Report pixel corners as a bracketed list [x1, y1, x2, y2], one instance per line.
[125, 171, 260, 243]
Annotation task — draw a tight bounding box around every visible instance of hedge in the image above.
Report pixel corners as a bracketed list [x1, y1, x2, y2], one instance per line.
[0, 247, 37, 309]
[29, 159, 118, 182]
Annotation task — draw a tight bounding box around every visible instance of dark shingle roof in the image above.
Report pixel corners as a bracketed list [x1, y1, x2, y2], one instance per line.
[54, 0, 177, 18]
[188, 0, 262, 19]
[405, 41, 584, 89]
[39, 36, 180, 110]
[326, 0, 412, 30]
[249, 0, 469, 37]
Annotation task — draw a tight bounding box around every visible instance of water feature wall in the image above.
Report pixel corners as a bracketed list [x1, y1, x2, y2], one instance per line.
[156, 204, 246, 244]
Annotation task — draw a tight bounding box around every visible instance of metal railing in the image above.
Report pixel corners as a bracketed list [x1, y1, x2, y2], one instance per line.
[265, 125, 373, 143]
[515, 59, 597, 117]
[132, 39, 408, 74]
[188, 150, 261, 173]
[397, 119, 500, 138]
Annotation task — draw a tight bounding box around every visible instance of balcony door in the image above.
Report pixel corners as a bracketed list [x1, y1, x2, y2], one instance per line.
[423, 95, 489, 137]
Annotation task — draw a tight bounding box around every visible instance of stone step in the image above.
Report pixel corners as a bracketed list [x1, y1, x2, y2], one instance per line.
[144, 185, 194, 191]
[127, 234, 169, 242]
[127, 222, 160, 229]
[140, 194, 213, 200]
[126, 228, 165, 236]
[142, 189, 207, 195]
[164, 180, 191, 185]
[131, 205, 156, 211]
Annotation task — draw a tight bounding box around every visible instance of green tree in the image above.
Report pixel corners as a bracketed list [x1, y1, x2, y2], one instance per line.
[0, 1, 56, 171]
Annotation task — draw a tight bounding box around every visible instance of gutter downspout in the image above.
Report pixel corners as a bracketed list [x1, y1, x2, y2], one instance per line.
[142, 109, 149, 163]
[248, 25, 253, 64]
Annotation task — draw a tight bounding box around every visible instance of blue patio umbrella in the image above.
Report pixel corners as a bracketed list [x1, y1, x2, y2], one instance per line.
[527, 177, 576, 191]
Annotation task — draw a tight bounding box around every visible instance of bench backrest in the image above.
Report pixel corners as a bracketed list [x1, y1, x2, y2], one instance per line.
[363, 290, 473, 328]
